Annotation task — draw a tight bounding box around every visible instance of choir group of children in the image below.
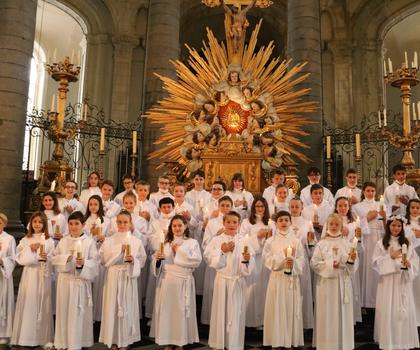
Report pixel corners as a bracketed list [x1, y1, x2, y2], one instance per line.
[0, 164, 419, 350]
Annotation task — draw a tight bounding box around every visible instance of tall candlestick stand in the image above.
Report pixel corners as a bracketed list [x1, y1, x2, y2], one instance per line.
[38, 56, 84, 193]
[131, 153, 138, 179]
[382, 62, 420, 191]
[98, 150, 106, 179]
[355, 155, 362, 187]
[326, 158, 333, 190]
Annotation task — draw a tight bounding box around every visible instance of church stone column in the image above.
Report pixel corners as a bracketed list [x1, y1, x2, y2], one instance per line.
[142, 0, 180, 183]
[0, 0, 37, 235]
[287, 0, 323, 175]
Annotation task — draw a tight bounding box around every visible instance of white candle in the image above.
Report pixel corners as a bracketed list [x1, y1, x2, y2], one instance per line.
[50, 94, 56, 112]
[50, 180, 56, 192]
[244, 233, 249, 249]
[326, 136, 331, 159]
[76, 239, 82, 257]
[383, 109, 387, 126]
[379, 195, 384, 210]
[405, 51, 408, 67]
[96, 217, 101, 227]
[132, 130, 137, 154]
[355, 133, 361, 158]
[138, 200, 144, 212]
[378, 110, 382, 127]
[100, 128, 105, 151]
[402, 243, 408, 255]
[352, 237, 358, 249]
[388, 58, 393, 73]
[413, 103, 417, 121]
[417, 102, 420, 121]
[414, 51, 418, 69]
[160, 230, 165, 244]
[383, 60, 387, 76]
[175, 202, 180, 213]
[355, 216, 361, 229]
[286, 245, 292, 258]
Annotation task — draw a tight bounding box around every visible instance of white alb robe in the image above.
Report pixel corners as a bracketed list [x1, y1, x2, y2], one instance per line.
[225, 189, 254, 220]
[0, 231, 15, 338]
[52, 234, 99, 350]
[206, 233, 255, 350]
[384, 181, 418, 216]
[201, 214, 224, 324]
[239, 218, 271, 327]
[150, 238, 202, 346]
[262, 184, 294, 209]
[79, 186, 101, 208]
[114, 189, 138, 206]
[263, 230, 304, 347]
[352, 199, 386, 307]
[11, 234, 54, 346]
[149, 190, 174, 207]
[99, 232, 146, 347]
[334, 185, 362, 202]
[372, 238, 419, 350]
[302, 201, 333, 230]
[43, 210, 68, 239]
[58, 197, 85, 219]
[310, 235, 357, 350]
[103, 199, 121, 219]
[290, 216, 314, 329]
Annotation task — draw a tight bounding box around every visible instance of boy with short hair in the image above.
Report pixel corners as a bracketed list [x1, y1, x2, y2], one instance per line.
[100, 180, 121, 219]
[262, 169, 294, 206]
[302, 184, 333, 236]
[384, 164, 418, 215]
[300, 167, 334, 207]
[52, 211, 99, 350]
[114, 175, 137, 206]
[334, 168, 362, 204]
[149, 175, 174, 207]
[206, 211, 254, 350]
[185, 170, 211, 214]
[134, 180, 158, 222]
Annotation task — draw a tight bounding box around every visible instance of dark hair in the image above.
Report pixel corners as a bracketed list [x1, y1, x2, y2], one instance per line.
[218, 195, 233, 205]
[249, 196, 270, 225]
[307, 167, 321, 176]
[84, 195, 105, 224]
[274, 210, 291, 221]
[310, 183, 323, 194]
[117, 209, 132, 222]
[361, 181, 376, 201]
[212, 180, 226, 192]
[65, 180, 78, 190]
[230, 173, 244, 190]
[275, 183, 288, 194]
[271, 169, 285, 178]
[192, 170, 205, 179]
[406, 199, 420, 225]
[223, 210, 241, 222]
[382, 217, 409, 250]
[173, 182, 186, 189]
[166, 214, 190, 243]
[392, 164, 406, 174]
[135, 180, 150, 188]
[28, 211, 50, 239]
[159, 197, 175, 208]
[41, 192, 61, 215]
[345, 168, 357, 176]
[100, 179, 115, 189]
[122, 175, 134, 182]
[334, 196, 353, 223]
[68, 211, 85, 224]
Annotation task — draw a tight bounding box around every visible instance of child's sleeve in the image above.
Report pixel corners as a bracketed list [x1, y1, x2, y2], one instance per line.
[372, 242, 399, 276]
[174, 239, 202, 269]
[0, 237, 16, 279]
[310, 244, 337, 278]
[15, 238, 38, 266]
[127, 240, 147, 278]
[51, 240, 75, 273]
[100, 240, 124, 267]
[262, 238, 285, 271]
[292, 240, 305, 276]
[205, 238, 227, 270]
[79, 240, 99, 281]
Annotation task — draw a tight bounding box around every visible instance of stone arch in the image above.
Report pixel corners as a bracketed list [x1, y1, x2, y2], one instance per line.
[351, 0, 420, 119]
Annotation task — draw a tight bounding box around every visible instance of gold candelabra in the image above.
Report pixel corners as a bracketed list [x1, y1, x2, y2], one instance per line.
[381, 61, 420, 191]
[38, 56, 85, 193]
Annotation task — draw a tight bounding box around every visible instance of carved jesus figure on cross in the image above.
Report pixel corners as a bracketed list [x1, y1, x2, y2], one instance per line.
[222, 0, 256, 53]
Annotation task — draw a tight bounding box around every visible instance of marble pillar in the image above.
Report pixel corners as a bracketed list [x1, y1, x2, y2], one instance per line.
[0, 0, 37, 235]
[287, 0, 323, 176]
[143, 0, 180, 184]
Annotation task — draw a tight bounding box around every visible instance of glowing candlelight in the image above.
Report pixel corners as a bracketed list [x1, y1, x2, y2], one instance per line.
[132, 130, 137, 154]
[326, 135, 331, 159]
[355, 133, 361, 158]
[100, 128, 105, 151]
[50, 180, 56, 192]
[159, 230, 165, 254]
